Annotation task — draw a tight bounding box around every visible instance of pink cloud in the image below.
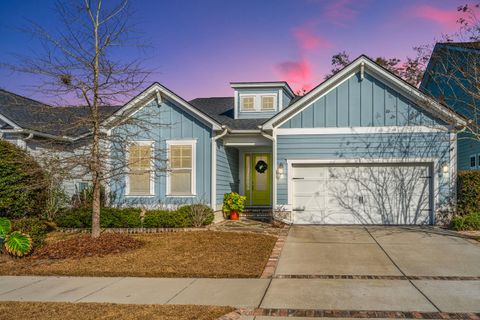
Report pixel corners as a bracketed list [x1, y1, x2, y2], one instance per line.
[412, 5, 463, 30]
[275, 59, 314, 93]
[292, 27, 333, 50]
[324, 0, 358, 24]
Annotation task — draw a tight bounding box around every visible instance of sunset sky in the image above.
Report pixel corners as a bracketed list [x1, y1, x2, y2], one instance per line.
[0, 0, 475, 103]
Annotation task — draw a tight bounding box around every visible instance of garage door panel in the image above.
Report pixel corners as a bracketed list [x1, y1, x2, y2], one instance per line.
[292, 163, 432, 225]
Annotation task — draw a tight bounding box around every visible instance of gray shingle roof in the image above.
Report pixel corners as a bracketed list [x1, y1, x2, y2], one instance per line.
[189, 96, 302, 130]
[0, 89, 122, 137]
[440, 41, 480, 50]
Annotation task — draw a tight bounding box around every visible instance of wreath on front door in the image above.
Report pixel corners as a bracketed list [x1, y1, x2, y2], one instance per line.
[255, 160, 268, 173]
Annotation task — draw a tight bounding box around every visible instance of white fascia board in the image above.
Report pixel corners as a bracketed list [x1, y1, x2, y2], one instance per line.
[231, 82, 295, 97]
[0, 113, 21, 129]
[262, 56, 467, 130]
[104, 82, 222, 131]
[275, 125, 450, 135]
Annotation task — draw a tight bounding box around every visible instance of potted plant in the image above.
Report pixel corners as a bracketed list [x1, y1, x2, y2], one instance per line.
[222, 192, 246, 220]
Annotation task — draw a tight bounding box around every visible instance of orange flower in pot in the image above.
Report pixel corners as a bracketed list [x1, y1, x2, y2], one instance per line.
[222, 192, 246, 220]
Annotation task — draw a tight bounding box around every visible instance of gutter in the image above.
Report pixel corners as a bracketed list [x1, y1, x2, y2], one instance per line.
[211, 126, 228, 210]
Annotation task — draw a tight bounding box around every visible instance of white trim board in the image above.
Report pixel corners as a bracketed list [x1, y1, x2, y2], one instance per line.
[275, 126, 450, 135]
[262, 56, 467, 130]
[104, 82, 222, 130]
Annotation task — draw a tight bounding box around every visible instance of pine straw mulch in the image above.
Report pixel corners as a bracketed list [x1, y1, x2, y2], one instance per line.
[0, 231, 277, 278]
[33, 233, 144, 259]
[0, 301, 235, 320]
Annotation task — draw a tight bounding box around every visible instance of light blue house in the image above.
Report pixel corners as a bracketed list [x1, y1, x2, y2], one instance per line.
[0, 56, 467, 224]
[421, 42, 480, 171]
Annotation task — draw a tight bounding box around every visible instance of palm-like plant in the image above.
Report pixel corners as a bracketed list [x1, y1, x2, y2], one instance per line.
[0, 217, 33, 257]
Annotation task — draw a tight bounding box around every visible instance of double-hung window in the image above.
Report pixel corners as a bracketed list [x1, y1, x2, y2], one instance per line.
[127, 142, 154, 196]
[167, 140, 196, 196]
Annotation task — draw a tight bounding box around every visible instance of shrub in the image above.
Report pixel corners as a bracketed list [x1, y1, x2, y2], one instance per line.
[100, 208, 142, 228]
[450, 212, 480, 231]
[177, 204, 214, 227]
[457, 171, 480, 215]
[143, 210, 189, 228]
[55, 208, 142, 228]
[55, 208, 92, 228]
[0, 140, 48, 218]
[12, 218, 50, 247]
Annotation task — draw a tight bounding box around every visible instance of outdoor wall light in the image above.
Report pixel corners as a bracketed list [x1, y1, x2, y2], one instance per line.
[442, 163, 449, 174]
[276, 162, 285, 175]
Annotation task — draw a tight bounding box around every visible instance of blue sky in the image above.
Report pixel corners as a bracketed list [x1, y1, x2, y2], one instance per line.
[0, 0, 472, 103]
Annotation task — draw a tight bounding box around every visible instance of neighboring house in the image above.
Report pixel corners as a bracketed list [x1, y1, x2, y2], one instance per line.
[0, 55, 467, 225]
[421, 41, 480, 171]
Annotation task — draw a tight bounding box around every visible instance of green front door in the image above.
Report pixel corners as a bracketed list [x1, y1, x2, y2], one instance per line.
[244, 153, 271, 206]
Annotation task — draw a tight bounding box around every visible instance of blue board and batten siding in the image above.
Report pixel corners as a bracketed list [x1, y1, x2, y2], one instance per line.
[276, 71, 454, 209]
[276, 133, 453, 207]
[281, 72, 445, 128]
[216, 141, 239, 206]
[110, 98, 212, 206]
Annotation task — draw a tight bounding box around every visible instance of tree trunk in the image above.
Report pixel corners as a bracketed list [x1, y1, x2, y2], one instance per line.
[91, 2, 101, 239]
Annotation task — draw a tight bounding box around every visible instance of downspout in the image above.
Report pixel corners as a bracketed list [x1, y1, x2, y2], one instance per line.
[259, 126, 277, 210]
[211, 126, 228, 210]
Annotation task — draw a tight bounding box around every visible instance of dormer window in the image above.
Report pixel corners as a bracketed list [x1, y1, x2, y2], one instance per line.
[261, 96, 275, 111]
[240, 96, 255, 111]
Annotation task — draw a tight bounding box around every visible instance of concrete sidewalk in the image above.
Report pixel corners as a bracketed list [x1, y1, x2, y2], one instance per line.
[0, 276, 270, 308]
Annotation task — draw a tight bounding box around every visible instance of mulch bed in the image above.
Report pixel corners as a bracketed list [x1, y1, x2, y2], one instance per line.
[33, 233, 144, 259]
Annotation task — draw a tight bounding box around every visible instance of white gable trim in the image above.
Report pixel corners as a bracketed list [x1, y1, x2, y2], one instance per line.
[0, 113, 21, 130]
[262, 56, 467, 130]
[103, 82, 222, 130]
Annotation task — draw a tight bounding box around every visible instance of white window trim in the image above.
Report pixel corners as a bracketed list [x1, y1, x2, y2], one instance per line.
[239, 94, 256, 112]
[261, 95, 276, 111]
[239, 94, 278, 113]
[470, 154, 477, 169]
[166, 139, 197, 197]
[125, 140, 155, 197]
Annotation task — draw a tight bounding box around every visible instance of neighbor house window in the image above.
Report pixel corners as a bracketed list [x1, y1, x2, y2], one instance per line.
[127, 142, 154, 196]
[470, 155, 476, 169]
[261, 96, 275, 111]
[167, 140, 196, 196]
[240, 96, 255, 111]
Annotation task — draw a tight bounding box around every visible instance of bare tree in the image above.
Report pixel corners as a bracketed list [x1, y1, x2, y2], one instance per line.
[2, 0, 155, 237]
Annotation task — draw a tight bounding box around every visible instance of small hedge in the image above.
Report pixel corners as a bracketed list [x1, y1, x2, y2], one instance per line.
[143, 210, 189, 228]
[457, 171, 480, 215]
[55, 205, 214, 229]
[55, 208, 142, 228]
[450, 212, 480, 231]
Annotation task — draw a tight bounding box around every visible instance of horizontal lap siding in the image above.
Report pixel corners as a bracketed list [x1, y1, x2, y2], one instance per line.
[110, 98, 212, 206]
[276, 133, 452, 207]
[216, 141, 239, 205]
[457, 132, 480, 170]
[281, 72, 443, 129]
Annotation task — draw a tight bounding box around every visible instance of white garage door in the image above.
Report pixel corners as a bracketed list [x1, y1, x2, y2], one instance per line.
[291, 163, 432, 225]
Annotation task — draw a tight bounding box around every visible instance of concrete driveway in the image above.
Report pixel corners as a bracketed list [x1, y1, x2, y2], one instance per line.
[260, 225, 480, 315]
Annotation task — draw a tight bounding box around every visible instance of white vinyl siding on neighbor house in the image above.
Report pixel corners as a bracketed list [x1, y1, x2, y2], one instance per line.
[166, 140, 196, 196]
[126, 141, 154, 196]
